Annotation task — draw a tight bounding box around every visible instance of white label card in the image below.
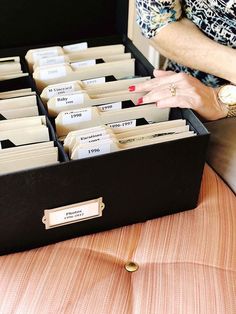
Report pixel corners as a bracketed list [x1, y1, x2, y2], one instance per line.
[98, 102, 122, 112]
[62, 108, 92, 125]
[55, 93, 84, 107]
[43, 197, 104, 229]
[71, 59, 96, 69]
[39, 55, 66, 67]
[108, 119, 137, 132]
[47, 82, 76, 98]
[32, 49, 59, 62]
[78, 130, 109, 143]
[63, 42, 88, 52]
[86, 134, 111, 144]
[40, 66, 67, 80]
[82, 77, 106, 85]
[78, 143, 111, 159]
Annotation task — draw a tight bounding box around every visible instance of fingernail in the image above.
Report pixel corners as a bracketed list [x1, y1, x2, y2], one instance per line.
[129, 85, 135, 92]
[137, 97, 143, 105]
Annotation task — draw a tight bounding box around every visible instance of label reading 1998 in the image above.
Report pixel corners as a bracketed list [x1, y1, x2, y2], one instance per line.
[62, 108, 92, 125]
[98, 101, 122, 112]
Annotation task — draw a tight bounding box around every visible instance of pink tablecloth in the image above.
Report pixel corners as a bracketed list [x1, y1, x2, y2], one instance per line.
[0, 165, 235, 314]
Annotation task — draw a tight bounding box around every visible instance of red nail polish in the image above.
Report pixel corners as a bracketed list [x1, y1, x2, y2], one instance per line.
[129, 85, 135, 92]
[137, 97, 143, 105]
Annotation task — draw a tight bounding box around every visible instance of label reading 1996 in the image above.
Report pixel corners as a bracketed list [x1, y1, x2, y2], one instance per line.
[78, 142, 111, 159]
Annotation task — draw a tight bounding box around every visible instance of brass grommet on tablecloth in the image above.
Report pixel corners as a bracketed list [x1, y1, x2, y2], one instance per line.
[124, 261, 139, 273]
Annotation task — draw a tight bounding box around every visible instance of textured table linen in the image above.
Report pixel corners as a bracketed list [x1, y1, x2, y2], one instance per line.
[0, 165, 235, 314]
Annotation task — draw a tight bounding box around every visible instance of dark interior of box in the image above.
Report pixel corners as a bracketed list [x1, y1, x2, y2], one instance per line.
[0, 0, 128, 49]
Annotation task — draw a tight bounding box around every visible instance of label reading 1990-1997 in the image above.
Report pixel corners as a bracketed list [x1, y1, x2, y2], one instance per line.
[42, 197, 104, 229]
[108, 119, 136, 131]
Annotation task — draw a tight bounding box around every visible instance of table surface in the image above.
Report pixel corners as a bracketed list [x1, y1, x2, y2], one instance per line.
[0, 165, 235, 314]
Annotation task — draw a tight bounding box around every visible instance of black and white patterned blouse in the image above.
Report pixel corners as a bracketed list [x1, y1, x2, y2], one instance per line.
[136, 0, 236, 87]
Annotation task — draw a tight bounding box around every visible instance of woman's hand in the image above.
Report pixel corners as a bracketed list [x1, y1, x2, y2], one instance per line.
[129, 70, 228, 121]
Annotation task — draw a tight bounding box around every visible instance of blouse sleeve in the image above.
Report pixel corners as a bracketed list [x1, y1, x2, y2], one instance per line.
[136, 0, 182, 38]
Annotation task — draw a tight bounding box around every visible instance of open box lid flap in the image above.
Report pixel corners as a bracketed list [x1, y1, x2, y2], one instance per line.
[0, 0, 129, 49]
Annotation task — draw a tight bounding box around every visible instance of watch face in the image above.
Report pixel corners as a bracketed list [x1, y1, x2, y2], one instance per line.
[218, 85, 236, 106]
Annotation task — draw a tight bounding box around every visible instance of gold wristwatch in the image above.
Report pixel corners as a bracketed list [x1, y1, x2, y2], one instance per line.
[218, 84, 236, 117]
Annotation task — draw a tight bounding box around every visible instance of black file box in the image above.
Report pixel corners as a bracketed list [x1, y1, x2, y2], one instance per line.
[0, 0, 209, 255]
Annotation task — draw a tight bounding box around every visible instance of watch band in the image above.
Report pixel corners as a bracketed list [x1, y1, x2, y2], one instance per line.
[227, 104, 236, 118]
[217, 84, 236, 118]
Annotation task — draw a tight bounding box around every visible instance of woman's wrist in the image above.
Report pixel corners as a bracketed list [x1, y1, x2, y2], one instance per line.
[211, 87, 228, 120]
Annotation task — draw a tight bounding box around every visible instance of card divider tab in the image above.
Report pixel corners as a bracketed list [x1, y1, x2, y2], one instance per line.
[0, 93, 58, 144]
[0, 139, 68, 165]
[181, 109, 210, 136]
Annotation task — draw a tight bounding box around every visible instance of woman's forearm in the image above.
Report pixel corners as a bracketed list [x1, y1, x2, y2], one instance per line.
[151, 18, 236, 83]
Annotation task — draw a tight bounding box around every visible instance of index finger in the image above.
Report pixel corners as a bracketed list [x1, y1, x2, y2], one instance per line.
[130, 72, 180, 93]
